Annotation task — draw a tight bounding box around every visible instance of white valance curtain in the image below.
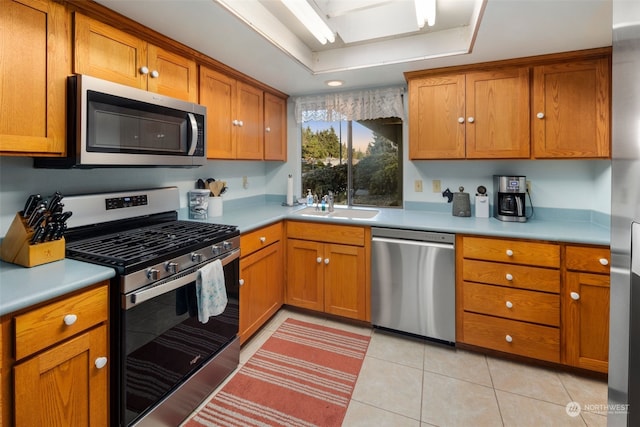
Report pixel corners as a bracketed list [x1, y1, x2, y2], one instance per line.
[294, 86, 405, 123]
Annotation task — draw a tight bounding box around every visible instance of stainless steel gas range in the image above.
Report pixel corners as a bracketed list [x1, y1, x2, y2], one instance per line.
[63, 187, 239, 426]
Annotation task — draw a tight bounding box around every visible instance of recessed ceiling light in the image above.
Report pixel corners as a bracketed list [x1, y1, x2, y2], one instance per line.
[326, 80, 344, 87]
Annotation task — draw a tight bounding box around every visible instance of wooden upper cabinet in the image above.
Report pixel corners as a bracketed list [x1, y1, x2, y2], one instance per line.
[264, 93, 287, 161]
[235, 81, 264, 160]
[200, 66, 235, 159]
[199, 66, 266, 160]
[465, 68, 530, 158]
[532, 57, 610, 158]
[408, 74, 465, 159]
[408, 67, 530, 159]
[0, 0, 70, 156]
[74, 13, 197, 102]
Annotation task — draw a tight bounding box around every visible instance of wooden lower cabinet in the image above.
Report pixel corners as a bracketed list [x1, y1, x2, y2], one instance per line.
[239, 222, 284, 344]
[2, 283, 109, 426]
[457, 235, 561, 363]
[563, 245, 611, 373]
[458, 235, 611, 373]
[286, 221, 370, 321]
[14, 324, 108, 426]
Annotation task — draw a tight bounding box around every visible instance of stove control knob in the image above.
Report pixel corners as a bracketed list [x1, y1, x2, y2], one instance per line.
[191, 253, 204, 263]
[165, 261, 179, 274]
[211, 245, 222, 255]
[146, 268, 159, 281]
[222, 241, 233, 250]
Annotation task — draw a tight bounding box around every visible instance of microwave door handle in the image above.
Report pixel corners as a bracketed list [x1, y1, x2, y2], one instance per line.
[187, 113, 198, 156]
[125, 249, 239, 309]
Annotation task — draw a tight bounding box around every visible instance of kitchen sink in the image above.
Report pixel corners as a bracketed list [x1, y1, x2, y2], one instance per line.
[294, 206, 379, 219]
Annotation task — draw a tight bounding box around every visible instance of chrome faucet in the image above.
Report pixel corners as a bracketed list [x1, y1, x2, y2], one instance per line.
[327, 191, 334, 212]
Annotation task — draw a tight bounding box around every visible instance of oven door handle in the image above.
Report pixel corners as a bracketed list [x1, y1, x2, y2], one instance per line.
[126, 249, 239, 309]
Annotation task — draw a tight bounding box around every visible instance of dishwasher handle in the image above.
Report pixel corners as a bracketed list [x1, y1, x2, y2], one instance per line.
[372, 236, 454, 250]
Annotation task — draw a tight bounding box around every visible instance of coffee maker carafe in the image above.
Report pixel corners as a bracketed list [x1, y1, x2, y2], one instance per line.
[493, 175, 527, 222]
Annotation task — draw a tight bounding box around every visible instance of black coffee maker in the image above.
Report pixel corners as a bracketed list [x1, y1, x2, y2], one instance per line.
[493, 175, 527, 222]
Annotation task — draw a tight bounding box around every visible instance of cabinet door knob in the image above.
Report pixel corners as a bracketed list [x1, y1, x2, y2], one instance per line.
[599, 258, 609, 266]
[324, 258, 330, 264]
[506, 301, 513, 309]
[265, 127, 271, 132]
[238, 120, 244, 127]
[458, 117, 465, 124]
[232, 119, 238, 126]
[150, 70, 159, 78]
[570, 291, 580, 300]
[506, 249, 514, 257]
[95, 357, 108, 369]
[467, 117, 475, 123]
[316, 257, 322, 263]
[139, 66, 149, 75]
[63, 314, 78, 326]
[239, 279, 245, 286]
[505, 273, 513, 281]
[536, 112, 545, 119]
[505, 334, 513, 343]
[259, 237, 266, 243]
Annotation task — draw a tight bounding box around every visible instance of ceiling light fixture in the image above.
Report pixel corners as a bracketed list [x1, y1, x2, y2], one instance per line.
[280, 0, 335, 45]
[415, 0, 436, 29]
[326, 80, 344, 87]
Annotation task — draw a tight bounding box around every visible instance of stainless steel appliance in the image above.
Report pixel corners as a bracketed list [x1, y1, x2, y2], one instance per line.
[371, 228, 455, 343]
[63, 187, 239, 426]
[493, 175, 527, 222]
[609, 3, 640, 425]
[35, 75, 206, 168]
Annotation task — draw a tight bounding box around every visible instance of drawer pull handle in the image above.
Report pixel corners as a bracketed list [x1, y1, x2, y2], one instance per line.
[239, 279, 245, 286]
[63, 314, 78, 326]
[505, 334, 513, 343]
[506, 301, 513, 309]
[324, 258, 330, 265]
[506, 249, 514, 257]
[95, 357, 108, 369]
[505, 273, 513, 281]
[570, 292, 580, 301]
[259, 237, 267, 243]
[317, 257, 322, 263]
[599, 258, 609, 266]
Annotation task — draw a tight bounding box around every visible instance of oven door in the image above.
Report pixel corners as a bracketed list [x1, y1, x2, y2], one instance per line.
[119, 249, 239, 426]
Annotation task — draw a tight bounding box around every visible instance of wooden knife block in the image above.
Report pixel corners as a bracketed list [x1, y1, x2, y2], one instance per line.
[0, 213, 65, 267]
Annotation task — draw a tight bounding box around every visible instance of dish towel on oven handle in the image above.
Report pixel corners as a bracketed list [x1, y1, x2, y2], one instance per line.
[196, 259, 227, 323]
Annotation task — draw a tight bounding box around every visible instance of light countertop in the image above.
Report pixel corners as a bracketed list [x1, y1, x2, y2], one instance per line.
[1, 200, 610, 316]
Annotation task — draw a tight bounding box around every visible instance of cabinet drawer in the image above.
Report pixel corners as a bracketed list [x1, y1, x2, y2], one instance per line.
[14, 284, 108, 360]
[241, 222, 282, 257]
[463, 282, 559, 326]
[565, 245, 610, 274]
[462, 312, 560, 363]
[462, 259, 560, 293]
[287, 221, 365, 246]
[463, 237, 559, 267]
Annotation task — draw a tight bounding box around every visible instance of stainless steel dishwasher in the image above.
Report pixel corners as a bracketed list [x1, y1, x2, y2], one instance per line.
[371, 227, 455, 344]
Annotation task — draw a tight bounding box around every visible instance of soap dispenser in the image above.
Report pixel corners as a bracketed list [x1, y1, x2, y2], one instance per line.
[306, 189, 313, 206]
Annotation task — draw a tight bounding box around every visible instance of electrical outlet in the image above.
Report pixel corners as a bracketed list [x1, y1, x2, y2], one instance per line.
[414, 179, 423, 192]
[432, 179, 441, 193]
[526, 180, 531, 193]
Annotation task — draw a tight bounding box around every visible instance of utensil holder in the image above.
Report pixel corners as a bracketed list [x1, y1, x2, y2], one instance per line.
[208, 196, 223, 217]
[0, 213, 65, 267]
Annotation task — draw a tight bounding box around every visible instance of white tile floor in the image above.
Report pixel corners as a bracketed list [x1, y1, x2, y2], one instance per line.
[185, 308, 609, 427]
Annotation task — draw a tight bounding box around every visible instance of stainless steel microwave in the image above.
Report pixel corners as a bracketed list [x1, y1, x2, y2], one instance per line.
[35, 74, 206, 168]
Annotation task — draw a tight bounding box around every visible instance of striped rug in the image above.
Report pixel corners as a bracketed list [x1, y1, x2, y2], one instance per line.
[185, 318, 370, 427]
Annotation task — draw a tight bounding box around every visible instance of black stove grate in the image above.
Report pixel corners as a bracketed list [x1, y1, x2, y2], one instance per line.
[66, 220, 238, 271]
